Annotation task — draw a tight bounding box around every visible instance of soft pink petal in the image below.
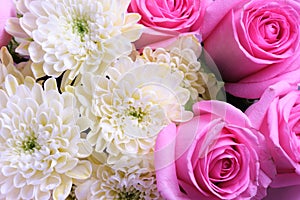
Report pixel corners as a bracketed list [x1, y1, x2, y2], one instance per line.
[193, 100, 251, 128]
[245, 81, 292, 129]
[226, 67, 300, 99]
[155, 123, 190, 200]
[0, 0, 16, 47]
[201, 0, 246, 40]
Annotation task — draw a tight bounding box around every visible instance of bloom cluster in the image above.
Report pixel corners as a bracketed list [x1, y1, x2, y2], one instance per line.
[0, 0, 300, 199]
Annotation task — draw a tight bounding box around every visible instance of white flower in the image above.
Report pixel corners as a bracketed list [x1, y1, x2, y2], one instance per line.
[75, 56, 192, 163]
[0, 76, 92, 200]
[6, 0, 143, 88]
[75, 164, 162, 200]
[138, 40, 223, 102]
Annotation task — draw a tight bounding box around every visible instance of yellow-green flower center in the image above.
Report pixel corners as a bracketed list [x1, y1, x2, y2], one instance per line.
[127, 106, 146, 123]
[72, 18, 89, 41]
[21, 135, 40, 153]
[117, 186, 144, 200]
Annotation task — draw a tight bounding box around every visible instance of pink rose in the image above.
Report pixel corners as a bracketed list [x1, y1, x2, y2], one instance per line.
[203, 0, 300, 99]
[155, 100, 274, 200]
[246, 81, 300, 188]
[0, 0, 16, 47]
[128, 0, 206, 49]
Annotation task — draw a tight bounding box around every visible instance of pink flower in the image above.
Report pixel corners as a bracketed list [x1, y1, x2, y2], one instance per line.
[155, 100, 274, 200]
[128, 0, 206, 49]
[203, 0, 300, 99]
[0, 0, 16, 47]
[246, 81, 300, 188]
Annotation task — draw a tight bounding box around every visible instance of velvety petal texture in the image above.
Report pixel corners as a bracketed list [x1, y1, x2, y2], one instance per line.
[203, 0, 300, 99]
[155, 100, 274, 200]
[246, 81, 300, 188]
[128, 0, 206, 49]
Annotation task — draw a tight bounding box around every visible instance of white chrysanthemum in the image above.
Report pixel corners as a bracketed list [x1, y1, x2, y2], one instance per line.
[6, 0, 143, 87]
[75, 164, 162, 200]
[75, 56, 192, 161]
[0, 76, 93, 200]
[138, 44, 223, 102]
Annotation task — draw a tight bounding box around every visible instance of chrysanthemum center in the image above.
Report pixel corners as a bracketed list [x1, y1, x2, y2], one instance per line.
[126, 106, 146, 123]
[117, 186, 144, 200]
[72, 18, 89, 41]
[21, 135, 41, 153]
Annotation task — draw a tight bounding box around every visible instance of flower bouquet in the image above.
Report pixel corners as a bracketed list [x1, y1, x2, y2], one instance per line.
[0, 0, 300, 199]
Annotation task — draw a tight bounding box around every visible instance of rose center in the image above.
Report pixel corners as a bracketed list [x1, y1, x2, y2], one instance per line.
[222, 159, 231, 169]
[220, 158, 233, 176]
[264, 22, 280, 42]
[208, 148, 240, 182]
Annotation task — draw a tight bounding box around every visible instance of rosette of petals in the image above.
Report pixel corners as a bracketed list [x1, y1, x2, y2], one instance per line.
[0, 76, 92, 200]
[6, 0, 143, 88]
[75, 164, 162, 200]
[138, 45, 223, 102]
[75, 56, 192, 162]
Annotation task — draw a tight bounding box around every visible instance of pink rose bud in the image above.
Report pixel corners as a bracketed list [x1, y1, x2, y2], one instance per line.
[0, 0, 16, 47]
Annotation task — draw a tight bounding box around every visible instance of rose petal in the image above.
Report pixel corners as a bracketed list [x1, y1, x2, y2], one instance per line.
[154, 123, 190, 199]
[246, 81, 292, 128]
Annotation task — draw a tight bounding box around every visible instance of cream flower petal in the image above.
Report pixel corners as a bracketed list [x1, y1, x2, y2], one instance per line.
[4, 74, 19, 96]
[6, 0, 143, 89]
[137, 38, 224, 102]
[53, 176, 72, 200]
[0, 47, 32, 89]
[75, 164, 162, 200]
[77, 139, 94, 158]
[5, 18, 29, 39]
[66, 160, 92, 180]
[0, 76, 92, 199]
[20, 185, 34, 199]
[75, 56, 192, 167]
